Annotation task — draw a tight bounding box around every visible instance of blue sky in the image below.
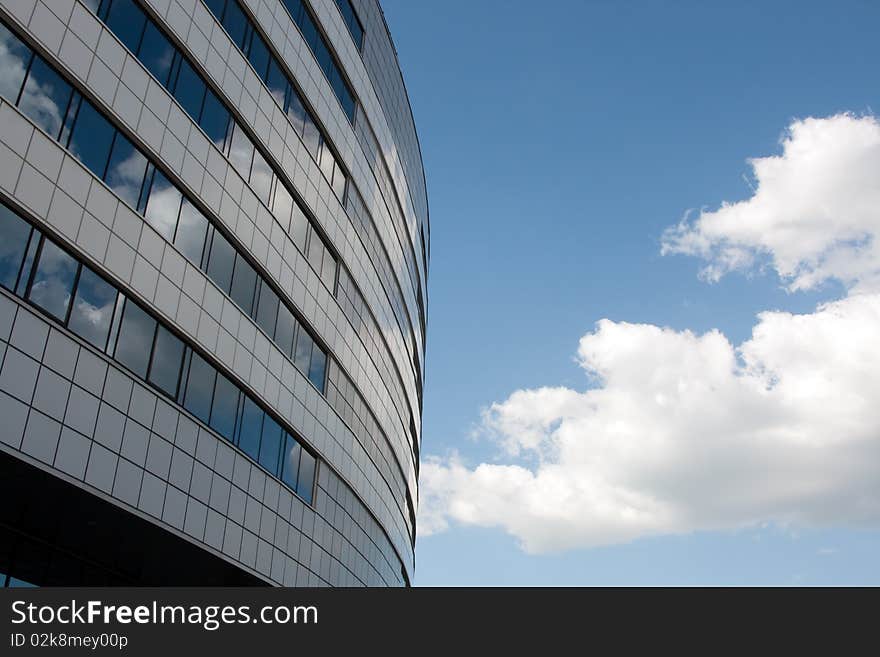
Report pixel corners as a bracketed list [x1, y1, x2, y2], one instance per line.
[381, 0, 880, 585]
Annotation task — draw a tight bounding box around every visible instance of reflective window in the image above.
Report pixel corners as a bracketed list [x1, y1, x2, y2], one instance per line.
[144, 170, 182, 241]
[311, 38, 332, 78]
[258, 415, 282, 473]
[68, 266, 116, 350]
[307, 231, 325, 273]
[209, 371, 239, 441]
[249, 149, 273, 204]
[103, 0, 146, 55]
[280, 434, 301, 490]
[220, 0, 248, 49]
[283, 0, 356, 122]
[227, 123, 254, 181]
[320, 247, 336, 289]
[183, 352, 215, 424]
[66, 101, 115, 178]
[114, 300, 157, 378]
[138, 20, 175, 86]
[293, 327, 313, 373]
[301, 117, 320, 159]
[171, 59, 206, 124]
[104, 131, 148, 208]
[255, 282, 278, 339]
[296, 449, 316, 503]
[196, 0, 348, 189]
[332, 71, 355, 120]
[318, 142, 335, 184]
[285, 91, 306, 136]
[246, 31, 270, 81]
[2, 198, 325, 509]
[237, 397, 263, 461]
[27, 240, 78, 322]
[335, 0, 364, 50]
[265, 59, 288, 108]
[0, 22, 31, 103]
[206, 230, 235, 293]
[274, 304, 296, 358]
[19, 57, 73, 139]
[308, 347, 327, 391]
[174, 199, 209, 265]
[199, 90, 230, 149]
[229, 255, 257, 315]
[297, 7, 318, 55]
[148, 325, 184, 396]
[203, 0, 226, 21]
[331, 162, 346, 199]
[0, 205, 32, 290]
[290, 204, 308, 251]
[271, 181, 294, 231]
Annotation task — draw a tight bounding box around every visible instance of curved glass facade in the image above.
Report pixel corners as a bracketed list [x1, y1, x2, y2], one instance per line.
[0, 0, 426, 587]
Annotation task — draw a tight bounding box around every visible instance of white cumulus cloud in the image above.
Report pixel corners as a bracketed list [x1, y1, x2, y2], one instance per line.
[420, 113, 880, 553]
[662, 113, 880, 292]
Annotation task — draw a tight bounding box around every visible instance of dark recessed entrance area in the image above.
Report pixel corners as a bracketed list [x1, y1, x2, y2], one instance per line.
[0, 451, 264, 586]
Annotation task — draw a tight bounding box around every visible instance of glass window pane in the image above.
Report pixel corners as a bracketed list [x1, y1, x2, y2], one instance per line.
[104, 0, 146, 54]
[293, 326, 313, 373]
[344, 0, 364, 49]
[284, 0, 305, 23]
[290, 204, 308, 251]
[274, 304, 296, 358]
[318, 140, 335, 183]
[202, 0, 225, 20]
[301, 116, 320, 159]
[315, 41, 332, 78]
[171, 59, 206, 124]
[265, 59, 287, 108]
[0, 204, 32, 290]
[296, 449, 315, 503]
[104, 131, 148, 208]
[144, 170, 182, 241]
[183, 351, 215, 423]
[258, 415, 282, 474]
[138, 20, 175, 86]
[229, 254, 257, 315]
[174, 199, 208, 264]
[249, 148, 272, 204]
[255, 282, 278, 338]
[114, 300, 157, 379]
[280, 434, 300, 490]
[227, 123, 254, 181]
[68, 266, 116, 350]
[209, 371, 239, 441]
[285, 90, 306, 136]
[307, 345, 326, 391]
[271, 180, 293, 230]
[220, 0, 248, 49]
[67, 101, 116, 178]
[199, 90, 230, 149]
[237, 397, 263, 461]
[246, 31, 270, 81]
[19, 57, 74, 139]
[0, 22, 32, 103]
[307, 230, 324, 272]
[206, 230, 235, 293]
[27, 240, 78, 322]
[334, 74, 355, 122]
[320, 245, 336, 289]
[148, 325, 184, 396]
[298, 10, 319, 56]
[331, 162, 346, 199]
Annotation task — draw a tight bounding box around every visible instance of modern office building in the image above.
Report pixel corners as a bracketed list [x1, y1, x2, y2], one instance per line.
[0, 0, 427, 586]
